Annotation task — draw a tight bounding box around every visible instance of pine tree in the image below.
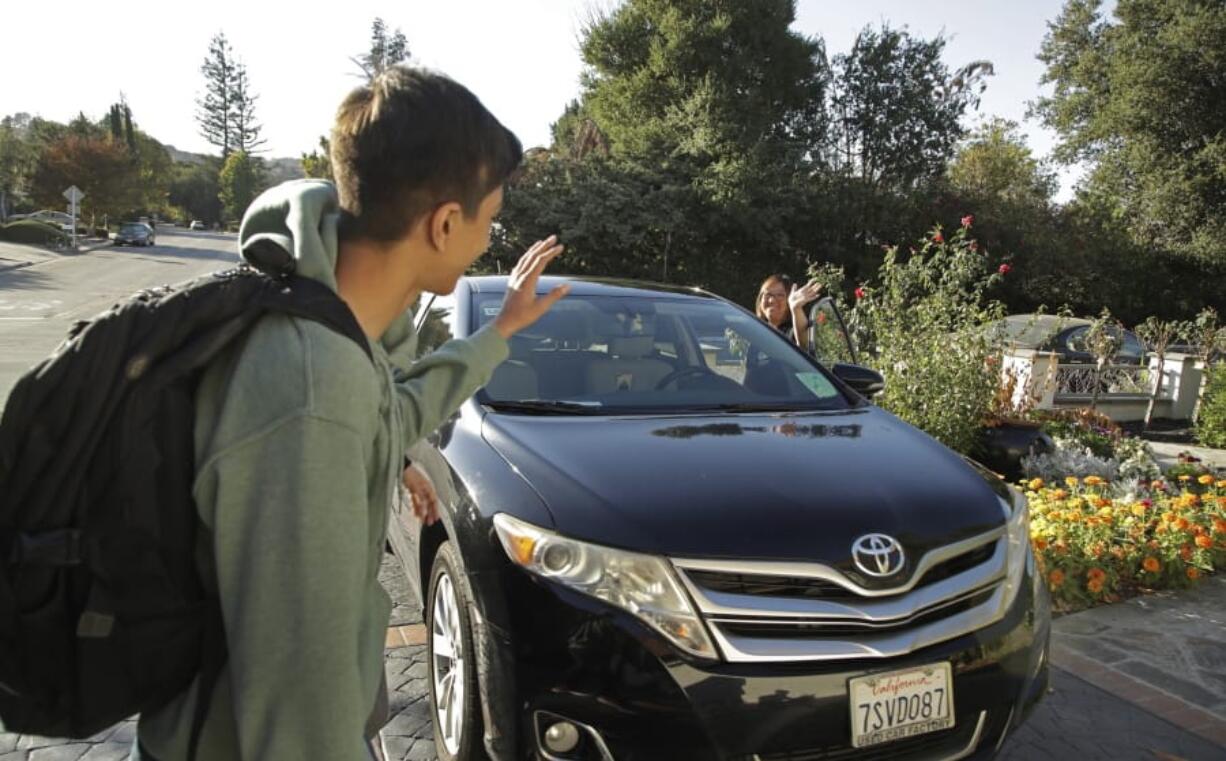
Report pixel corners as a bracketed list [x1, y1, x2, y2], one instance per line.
[230, 62, 267, 154]
[197, 32, 236, 157]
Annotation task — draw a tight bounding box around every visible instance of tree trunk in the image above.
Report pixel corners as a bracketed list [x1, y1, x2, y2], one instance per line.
[1143, 353, 1165, 430]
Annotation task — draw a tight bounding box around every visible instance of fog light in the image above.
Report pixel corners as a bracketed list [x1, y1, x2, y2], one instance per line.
[544, 721, 581, 754]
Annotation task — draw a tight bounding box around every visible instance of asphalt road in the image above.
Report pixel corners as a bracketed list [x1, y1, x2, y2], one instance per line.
[0, 228, 241, 406]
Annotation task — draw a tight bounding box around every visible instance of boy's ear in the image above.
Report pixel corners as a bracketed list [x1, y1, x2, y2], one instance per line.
[428, 202, 463, 252]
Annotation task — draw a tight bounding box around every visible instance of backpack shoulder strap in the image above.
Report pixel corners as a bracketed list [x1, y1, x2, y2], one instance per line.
[259, 275, 374, 364]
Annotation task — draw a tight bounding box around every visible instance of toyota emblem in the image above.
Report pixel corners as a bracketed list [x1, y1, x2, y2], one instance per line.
[851, 534, 906, 578]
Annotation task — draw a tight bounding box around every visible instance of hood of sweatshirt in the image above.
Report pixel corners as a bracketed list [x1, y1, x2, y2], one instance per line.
[238, 179, 417, 365]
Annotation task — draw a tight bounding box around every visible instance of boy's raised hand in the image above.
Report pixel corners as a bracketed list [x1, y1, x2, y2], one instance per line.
[492, 235, 569, 339]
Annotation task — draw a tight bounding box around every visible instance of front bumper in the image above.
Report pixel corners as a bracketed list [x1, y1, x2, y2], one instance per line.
[484, 556, 1049, 761]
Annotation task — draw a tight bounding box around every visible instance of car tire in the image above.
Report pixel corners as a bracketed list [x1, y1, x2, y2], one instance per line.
[426, 540, 486, 761]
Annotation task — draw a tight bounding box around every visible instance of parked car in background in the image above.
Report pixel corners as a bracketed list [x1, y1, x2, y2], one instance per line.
[990, 314, 1147, 365]
[390, 276, 1050, 761]
[189, 220, 206, 230]
[112, 222, 155, 247]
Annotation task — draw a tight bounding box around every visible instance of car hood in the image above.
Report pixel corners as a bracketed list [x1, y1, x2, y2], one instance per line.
[480, 407, 1008, 573]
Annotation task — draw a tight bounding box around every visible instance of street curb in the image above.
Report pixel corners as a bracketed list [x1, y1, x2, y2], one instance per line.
[1051, 643, 1226, 748]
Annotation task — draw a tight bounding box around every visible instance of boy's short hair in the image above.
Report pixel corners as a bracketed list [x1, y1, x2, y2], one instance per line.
[331, 66, 523, 243]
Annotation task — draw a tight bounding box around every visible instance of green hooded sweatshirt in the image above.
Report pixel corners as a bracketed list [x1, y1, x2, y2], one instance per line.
[132, 180, 509, 761]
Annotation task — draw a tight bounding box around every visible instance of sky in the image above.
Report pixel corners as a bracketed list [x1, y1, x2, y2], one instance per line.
[2, 0, 1105, 201]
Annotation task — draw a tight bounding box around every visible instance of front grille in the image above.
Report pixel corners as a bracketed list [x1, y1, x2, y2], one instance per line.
[672, 529, 1010, 662]
[685, 542, 997, 601]
[715, 587, 996, 639]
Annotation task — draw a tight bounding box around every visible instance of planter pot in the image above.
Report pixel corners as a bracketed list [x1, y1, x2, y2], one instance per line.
[978, 421, 1054, 482]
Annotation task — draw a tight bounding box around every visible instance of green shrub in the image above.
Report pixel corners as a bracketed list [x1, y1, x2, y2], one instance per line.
[1197, 362, 1226, 448]
[0, 220, 68, 246]
[846, 221, 1007, 455]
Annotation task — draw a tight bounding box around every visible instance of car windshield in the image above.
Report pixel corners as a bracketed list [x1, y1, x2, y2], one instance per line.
[120, 224, 144, 233]
[472, 292, 853, 413]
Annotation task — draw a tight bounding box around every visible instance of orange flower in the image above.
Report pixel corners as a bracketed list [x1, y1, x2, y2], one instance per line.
[1094, 497, 1111, 509]
[1213, 518, 1226, 534]
[1028, 478, 1044, 491]
[1198, 474, 1214, 485]
[1196, 535, 1213, 549]
[1033, 537, 1049, 551]
[1051, 489, 1069, 501]
[1087, 567, 1107, 581]
[1162, 511, 1177, 523]
[1175, 517, 1191, 531]
[1180, 545, 1194, 561]
[1216, 480, 1226, 489]
[1065, 476, 1080, 487]
[1087, 577, 1105, 594]
[1084, 475, 1106, 487]
[1187, 567, 1201, 581]
[1049, 569, 1066, 587]
[1142, 556, 1161, 573]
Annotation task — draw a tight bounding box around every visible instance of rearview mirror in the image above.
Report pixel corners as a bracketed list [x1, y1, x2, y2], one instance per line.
[832, 363, 885, 398]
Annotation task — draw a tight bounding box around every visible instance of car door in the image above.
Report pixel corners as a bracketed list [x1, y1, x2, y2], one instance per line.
[805, 296, 858, 367]
[392, 292, 457, 603]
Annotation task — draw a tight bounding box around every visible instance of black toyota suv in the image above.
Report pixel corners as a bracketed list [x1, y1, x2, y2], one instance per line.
[388, 276, 1050, 761]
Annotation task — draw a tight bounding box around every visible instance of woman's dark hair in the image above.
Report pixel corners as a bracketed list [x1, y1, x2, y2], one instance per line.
[331, 66, 523, 243]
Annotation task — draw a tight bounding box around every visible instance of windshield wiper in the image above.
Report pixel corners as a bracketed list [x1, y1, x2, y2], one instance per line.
[483, 400, 607, 415]
[669, 402, 841, 413]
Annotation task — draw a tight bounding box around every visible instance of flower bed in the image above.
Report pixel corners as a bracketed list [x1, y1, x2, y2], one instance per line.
[1026, 472, 1226, 611]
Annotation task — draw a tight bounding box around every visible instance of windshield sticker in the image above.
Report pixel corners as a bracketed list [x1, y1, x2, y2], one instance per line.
[483, 305, 502, 317]
[796, 372, 837, 398]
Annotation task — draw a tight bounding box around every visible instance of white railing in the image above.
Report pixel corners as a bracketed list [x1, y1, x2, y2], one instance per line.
[1001, 351, 1204, 423]
[1053, 364, 1163, 402]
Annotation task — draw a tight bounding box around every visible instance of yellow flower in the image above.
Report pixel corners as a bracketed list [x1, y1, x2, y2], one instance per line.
[1051, 489, 1069, 501]
[1216, 480, 1226, 489]
[1198, 474, 1214, 485]
[1065, 476, 1080, 487]
[1028, 478, 1044, 491]
[1142, 556, 1161, 573]
[1131, 503, 1148, 517]
[1179, 474, 1191, 482]
[1084, 475, 1105, 487]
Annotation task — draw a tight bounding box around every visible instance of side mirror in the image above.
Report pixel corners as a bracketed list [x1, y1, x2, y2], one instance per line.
[832, 363, 885, 398]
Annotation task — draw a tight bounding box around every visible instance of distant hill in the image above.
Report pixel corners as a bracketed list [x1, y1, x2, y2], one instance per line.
[164, 145, 305, 184]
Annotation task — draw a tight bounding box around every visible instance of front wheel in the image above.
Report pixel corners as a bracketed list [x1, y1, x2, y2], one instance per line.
[427, 541, 485, 760]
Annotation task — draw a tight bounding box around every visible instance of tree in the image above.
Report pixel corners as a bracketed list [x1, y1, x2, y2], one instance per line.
[197, 32, 237, 158]
[29, 134, 142, 220]
[948, 119, 1056, 207]
[169, 160, 222, 224]
[0, 114, 38, 219]
[218, 150, 263, 223]
[230, 62, 267, 154]
[1035, 0, 1226, 266]
[300, 136, 332, 180]
[352, 17, 410, 82]
[826, 24, 992, 192]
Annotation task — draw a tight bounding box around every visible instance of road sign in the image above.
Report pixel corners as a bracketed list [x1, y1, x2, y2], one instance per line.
[62, 186, 84, 250]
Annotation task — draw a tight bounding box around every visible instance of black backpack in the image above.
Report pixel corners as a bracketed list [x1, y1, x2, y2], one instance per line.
[0, 261, 370, 755]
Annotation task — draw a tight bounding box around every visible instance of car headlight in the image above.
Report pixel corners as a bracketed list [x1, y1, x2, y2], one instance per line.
[999, 486, 1031, 611]
[492, 513, 718, 659]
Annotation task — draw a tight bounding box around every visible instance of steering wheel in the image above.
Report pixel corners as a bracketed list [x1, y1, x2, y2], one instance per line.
[654, 366, 720, 390]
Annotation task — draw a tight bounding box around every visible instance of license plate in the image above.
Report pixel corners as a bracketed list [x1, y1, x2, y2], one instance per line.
[848, 662, 954, 748]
